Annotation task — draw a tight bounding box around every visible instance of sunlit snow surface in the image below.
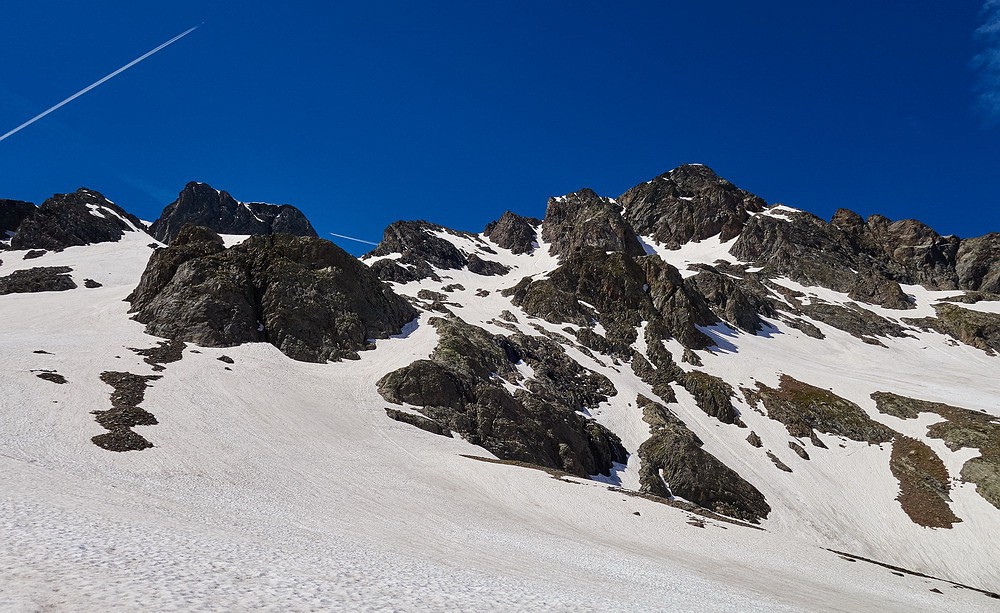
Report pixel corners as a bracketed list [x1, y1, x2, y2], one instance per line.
[0, 229, 997, 611]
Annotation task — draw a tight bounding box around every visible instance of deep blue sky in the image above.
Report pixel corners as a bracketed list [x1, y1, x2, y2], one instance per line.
[1, 1, 998, 254]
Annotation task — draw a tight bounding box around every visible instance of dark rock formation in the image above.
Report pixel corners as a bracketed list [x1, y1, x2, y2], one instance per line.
[128, 227, 417, 362]
[686, 268, 776, 332]
[620, 164, 767, 248]
[385, 407, 452, 437]
[484, 211, 541, 254]
[767, 451, 793, 473]
[889, 435, 960, 528]
[378, 316, 626, 478]
[0, 266, 77, 295]
[83, 279, 102, 288]
[788, 441, 810, 460]
[92, 371, 161, 452]
[747, 375, 894, 443]
[956, 234, 1000, 293]
[848, 274, 914, 310]
[636, 395, 770, 522]
[366, 220, 508, 282]
[904, 303, 1000, 355]
[506, 249, 717, 352]
[680, 370, 742, 425]
[23, 250, 46, 260]
[35, 371, 67, 384]
[10, 188, 146, 251]
[797, 301, 909, 341]
[0, 199, 36, 235]
[872, 391, 1000, 512]
[541, 188, 646, 259]
[150, 182, 317, 244]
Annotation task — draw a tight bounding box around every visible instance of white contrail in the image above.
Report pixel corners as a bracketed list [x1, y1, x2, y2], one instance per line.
[0, 25, 200, 143]
[330, 232, 380, 246]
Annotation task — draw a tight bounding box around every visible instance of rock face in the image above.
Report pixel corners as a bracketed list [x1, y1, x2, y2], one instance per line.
[149, 182, 318, 244]
[636, 395, 770, 523]
[10, 189, 146, 251]
[620, 164, 767, 248]
[366, 220, 509, 282]
[541, 188, 646, 259]
[506, 248, 717, 352]
[746, 375, 894, 444]
[0, 266, 77, 295]
[904, 304, 1000, 355]
[128, 226, 417, 362]
[0, 199, 36, 235]
[484, 211, 540, 254]
[378, 316, 627, 478]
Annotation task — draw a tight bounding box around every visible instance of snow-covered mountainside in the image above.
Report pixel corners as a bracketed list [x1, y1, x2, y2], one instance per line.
[2, 169, 999, 611]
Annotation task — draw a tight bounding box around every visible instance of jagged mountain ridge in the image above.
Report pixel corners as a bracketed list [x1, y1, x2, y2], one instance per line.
[2, 165, 1000, 609]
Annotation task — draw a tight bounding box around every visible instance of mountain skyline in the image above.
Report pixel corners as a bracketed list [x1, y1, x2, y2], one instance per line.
[2, 2, 1000, 254]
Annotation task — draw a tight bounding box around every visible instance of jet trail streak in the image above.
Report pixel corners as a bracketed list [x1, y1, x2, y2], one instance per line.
[330, 232, 380, 246]
[0, 25, 199, 142]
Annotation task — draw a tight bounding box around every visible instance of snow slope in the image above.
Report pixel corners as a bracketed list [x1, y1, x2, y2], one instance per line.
[0, 232, 997, 611]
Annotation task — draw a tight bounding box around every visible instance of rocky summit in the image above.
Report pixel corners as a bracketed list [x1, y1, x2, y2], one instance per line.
[149, 181, 318, 244]
[3, 164, 1000, 610]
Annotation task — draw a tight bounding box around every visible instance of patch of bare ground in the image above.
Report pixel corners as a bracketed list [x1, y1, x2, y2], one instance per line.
[889, 435, 960, 528]
[873, 391, 1000, 512]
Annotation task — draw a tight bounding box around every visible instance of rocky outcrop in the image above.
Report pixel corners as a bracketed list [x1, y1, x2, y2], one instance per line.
[686, 268, 776, 332]
[636, 395, 770, 523]
[484, 211, 540, 254]
[10, 189, 146, 251]
[746, 375, 894, 444]
[889, 435, 960, 528]
[872, 391, 1000, 511]
[620, 164, 766, 248]
[541, 188, 646, 259]
[0, 199, 35, 236]
[378, 316, 626, 478]
[366, 220, 509, 282]
[150, 182, 317, 244]
[679, 371, 742, 425]
[904, 303, 1000, 354]
[848, 273, 914, 310]
[128, 227, 417, 362]
[0, 266, 77, 295]
[505, 248, 716, 352]
[956, 234, 1000, 294]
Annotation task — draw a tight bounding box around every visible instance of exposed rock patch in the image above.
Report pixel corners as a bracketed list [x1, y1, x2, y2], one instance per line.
[23, 250, 46, 260]
[747, 375, 894, 443]
[384, 408, 452, 437]
[92, 372, 161, 452]
[636, 394, 771, 523]
[620, 164, 766, 248]
[129, 340, 186, 373]
[10, 188, 145, 251]
[680, 370, 742, 425]
[889, 435, 960, 528]
[872, 392, 1000, 511]
[83, 279, 102, 288]
[366, 220, 507, 282]
[0, 199, 36, 235]
[0, 266, 77, 295]
[904, 303, 1000, 355]
[484, 211, 540, 254]
[34, 371, 67, 384]
[378, 316, 625, 478]
[541, 188, 645, 259]
[128, 228, 417, 363]
[506, 249, 716, 352]
[150, 182, 317, 244]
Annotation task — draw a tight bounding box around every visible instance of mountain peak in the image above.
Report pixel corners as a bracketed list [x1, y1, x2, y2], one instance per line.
[149, 182, 318, 243]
